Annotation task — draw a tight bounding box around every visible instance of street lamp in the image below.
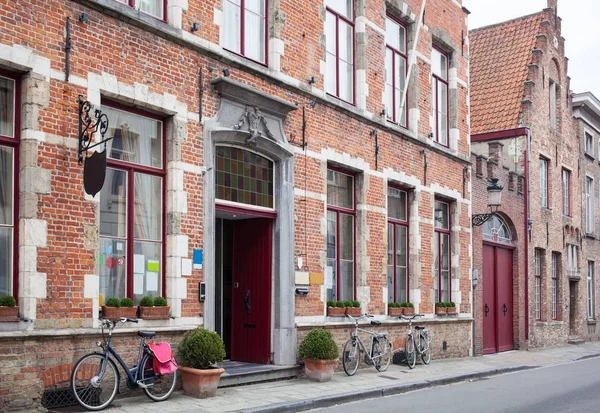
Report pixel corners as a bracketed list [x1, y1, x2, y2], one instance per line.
[472, 178, 503, 226]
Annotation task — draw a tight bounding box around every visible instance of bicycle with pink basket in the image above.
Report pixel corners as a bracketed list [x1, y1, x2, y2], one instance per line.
[70, 317, 178, 411]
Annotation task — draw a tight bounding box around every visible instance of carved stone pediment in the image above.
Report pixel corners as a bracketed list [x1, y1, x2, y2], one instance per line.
[232, 106, 275, 147]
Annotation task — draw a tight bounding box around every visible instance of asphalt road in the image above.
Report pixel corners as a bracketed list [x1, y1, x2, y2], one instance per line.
[313, 356, 600, 413]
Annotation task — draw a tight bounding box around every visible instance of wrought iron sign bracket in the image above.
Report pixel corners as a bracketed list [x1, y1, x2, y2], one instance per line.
[78, 95, 111, 165]
[471, 207, 500, 227]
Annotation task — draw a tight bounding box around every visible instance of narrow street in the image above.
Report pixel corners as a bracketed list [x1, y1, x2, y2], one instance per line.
[313, 356, 600, 413]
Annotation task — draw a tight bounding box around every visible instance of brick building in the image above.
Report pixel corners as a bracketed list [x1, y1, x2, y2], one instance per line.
[572, 91, 600, 342]
[0, 0, 472, 410]
[470, 0, 583, 355]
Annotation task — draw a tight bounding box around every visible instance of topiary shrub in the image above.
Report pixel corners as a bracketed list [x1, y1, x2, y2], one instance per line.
[335, 301, 345, 308]
[0, 295, 16, 307]
[400, 302, 408, 308]
[105, 297, 120, 308]
[435, 302, 445, 308]
[298, 329, 339, 360]
[139, 296, 153, 307]
[387, 302, 396, 308]
[448, 301, 456, 307]
[351, 300, 360, 308]
[153, 296, 168, 307]
[120, 298, 134, 308]
[406, 302, 414, 308]
[343, 300, 353, 308]
[326, 300, 336, 308]
[178, 328, 226, 370]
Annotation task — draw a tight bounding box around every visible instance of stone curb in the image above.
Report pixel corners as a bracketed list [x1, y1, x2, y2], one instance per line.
[574, 352, 600, 361]
[238, 365, 537, 413]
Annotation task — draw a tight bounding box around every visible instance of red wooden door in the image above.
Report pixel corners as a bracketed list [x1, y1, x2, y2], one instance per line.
[231, 218, 272, 364]
[496, 247, 514, 352]
[482, 245, 497, 355]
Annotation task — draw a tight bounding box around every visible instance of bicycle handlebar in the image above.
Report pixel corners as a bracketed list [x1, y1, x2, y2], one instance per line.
[399, 314, 425, 320]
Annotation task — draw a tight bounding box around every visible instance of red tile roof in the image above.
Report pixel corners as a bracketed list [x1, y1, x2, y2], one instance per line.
[470, 12, 544, 135]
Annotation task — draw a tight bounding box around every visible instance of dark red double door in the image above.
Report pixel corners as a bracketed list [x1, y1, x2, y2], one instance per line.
[230, 218, 272, 364]
[482, 244, 514, 354]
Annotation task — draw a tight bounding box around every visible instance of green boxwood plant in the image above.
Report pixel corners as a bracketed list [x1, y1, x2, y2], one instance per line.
[298, 329, 339, 360]
[139, 296, 154, 307]
[178, 328, 226, 370]
[0, 295, 16, 307]
[105, 297, 120, 308]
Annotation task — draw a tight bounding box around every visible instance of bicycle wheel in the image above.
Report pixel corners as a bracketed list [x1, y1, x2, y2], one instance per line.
[140, 353, 178, 401]
[420, 330, 431, 365]
[70, 353, 119, 411]
[405, 335, 416, 369]
[342, 337, 360, 376]
[374, 337, 392, 372]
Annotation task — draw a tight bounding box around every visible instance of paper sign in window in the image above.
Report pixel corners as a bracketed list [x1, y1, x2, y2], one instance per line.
[134, 254, 145, 274]
[134, 273, 144, 295]
[146, 272, 158, 292]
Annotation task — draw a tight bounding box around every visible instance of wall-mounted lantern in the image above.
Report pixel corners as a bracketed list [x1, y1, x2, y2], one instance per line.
[472, 178, 503, 226]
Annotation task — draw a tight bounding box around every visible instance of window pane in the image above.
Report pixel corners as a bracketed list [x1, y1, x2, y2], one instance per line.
[133, 173, 162, 241]
[325, 0, 352, 19]
[339, 260, 354, 301]
[0, 227, 12, 297]
[244, 7, 266, 62]
[388, 187, 407, 221]
[0, 147, 14, 225]
[133, 240, 162, 303]
[432, 48, 447, 79]
[385, 18, 400, 50]
[327, 210, 336, 260]
[339, 61, 353, 102]
[434, 201, 449, 229]
[385, 49, 393, 119]
[327, 169, 354, 209]
[0, 77, 15, 137]
[223, 0, 242, 54]
[104, 106, 163, 169]
[327, 259, 337, 301]
[99, 237, 126, 302]
[139, 0, 163, 19]
[100, 168, 127, 238]
[339, 21, 353, 63]
[245, 0, 264, 14]
[396, 54, 406, 126]
[325, 53, 337, 96]
[396, 226, 407, 302]
[438, 82, 448, 145]
[433, 235, 439, 301]
[326, 13, 336, 54]
[340, 213, 354, 260]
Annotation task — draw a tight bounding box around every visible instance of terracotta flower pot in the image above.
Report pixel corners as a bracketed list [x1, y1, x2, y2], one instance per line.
[180, 366, 224, 398]
[345, 307, 361, 317]
[446, 306, 457, 315]
[435, 307, 447, 315]
[0, 306, 19, 322]
[327, 307, 345, 317]
[102, 306, 138, 320]
[303, 359, 337, 382]
[403, 307, 415, 316]
[388, 307, 403, 317]
[139, 306, 170, 320]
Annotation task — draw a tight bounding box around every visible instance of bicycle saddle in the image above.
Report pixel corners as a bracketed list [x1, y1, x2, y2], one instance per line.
[370, 320, 381, 326]
[137, 330, 156, 338]
[415, 326, 425, 330]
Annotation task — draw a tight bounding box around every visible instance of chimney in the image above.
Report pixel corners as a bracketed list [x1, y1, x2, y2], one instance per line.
[547, 0, 557, 12]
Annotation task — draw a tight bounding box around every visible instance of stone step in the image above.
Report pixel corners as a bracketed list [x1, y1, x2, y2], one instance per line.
[217, 361, 302, 388]
[568, 335, 585, 345]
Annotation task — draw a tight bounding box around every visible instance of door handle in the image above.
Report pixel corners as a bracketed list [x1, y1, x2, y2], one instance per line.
[484, 303, 489, 317]
[503, 303, 508, 316]
[245, 290, 251, 314]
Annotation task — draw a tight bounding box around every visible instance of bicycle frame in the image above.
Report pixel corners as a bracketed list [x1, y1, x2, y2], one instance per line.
[349, 318, 387, 363]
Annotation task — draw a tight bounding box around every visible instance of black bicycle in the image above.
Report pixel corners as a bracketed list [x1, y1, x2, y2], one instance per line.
[70, 317, 178, 411]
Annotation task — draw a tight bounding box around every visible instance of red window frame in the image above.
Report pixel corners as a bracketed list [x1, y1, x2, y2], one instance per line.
[326, 2, 355, 105]
[223, 0, 269, 66]
[0, 70, 20, 300]
[388, 186, 409, 303]
[539, 157, 549, 208]
[535, 249, 541, 320]
[326, 166, 356, 301]
[385, 15, 408, 128]
[551, 252, 559, 320]
[102, 101, 167, 300]
[562, 168, 570, 216]
[116, 0, 167, 22]
[434, 198, 451, 302]
[432, 46, 449, 147]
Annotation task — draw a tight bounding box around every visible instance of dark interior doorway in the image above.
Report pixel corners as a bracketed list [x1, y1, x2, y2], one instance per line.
[216, 218, 233, 357]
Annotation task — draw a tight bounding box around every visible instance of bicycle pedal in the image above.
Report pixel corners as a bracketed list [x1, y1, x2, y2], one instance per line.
[136, 380, 153, 389]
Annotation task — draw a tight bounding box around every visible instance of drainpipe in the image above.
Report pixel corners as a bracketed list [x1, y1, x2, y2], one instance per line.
[524, 128, 532, 341]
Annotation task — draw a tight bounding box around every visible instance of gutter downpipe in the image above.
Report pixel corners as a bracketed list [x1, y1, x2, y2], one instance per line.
[525, 128, 531, 341]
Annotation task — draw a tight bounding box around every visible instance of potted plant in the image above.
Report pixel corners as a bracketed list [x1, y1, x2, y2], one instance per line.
[435, 302, 447, 315]
[403, 302, 415, 316]
[345, 300, 361, 317]
[388, 302, 402, 317]
[178, 327, 226, 398]
[139, 296, 171, 320]
[102, 297, 138, 319]
[298, 328, 339, 382]
[0, 295, 19, 322]
[326, 300, 345, 317]
[446, 301, 457, 315]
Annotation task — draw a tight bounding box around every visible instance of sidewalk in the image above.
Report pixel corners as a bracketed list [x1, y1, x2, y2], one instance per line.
[106, 342, 600, 413]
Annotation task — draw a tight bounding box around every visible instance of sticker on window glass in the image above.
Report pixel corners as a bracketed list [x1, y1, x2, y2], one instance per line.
[147, 260, 160, 272]
[106, 245, 113, 255]
[116, 242, 124, 252]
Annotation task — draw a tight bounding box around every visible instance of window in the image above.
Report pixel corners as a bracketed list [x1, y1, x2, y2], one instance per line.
[223, 0, 267, 64]
[431, 47, 449, 146]
[549, 80, 557, 129]
[0, 72, 17, 299]
[326, 168, 355, 301]
[551, 253, 559, 320]
[116, 0, 165, 20]
[482, 215, 512, 244]
[562, 169, 570, 216]
[325, 0, 354, 103]
[385, 16, 407, 127]
[566, 244, 579, 278]
[586, 176, 594, 234]
[585, 131, 594, 156]
[387, 187, 408, 304]
[434, 200, 450, 302]
[588, 261, 595, 319]
[99, 104, 165, 305]
[535, 250, 541, 320]
[539, 158, 548, 208]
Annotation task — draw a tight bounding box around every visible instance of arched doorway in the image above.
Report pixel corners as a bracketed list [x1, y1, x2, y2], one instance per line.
[482, 215, 514, 354]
